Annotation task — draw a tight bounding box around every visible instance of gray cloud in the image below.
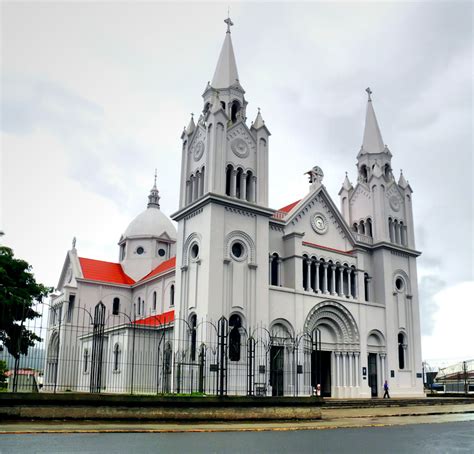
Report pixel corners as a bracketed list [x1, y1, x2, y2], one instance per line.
[419, 275, 445, 336]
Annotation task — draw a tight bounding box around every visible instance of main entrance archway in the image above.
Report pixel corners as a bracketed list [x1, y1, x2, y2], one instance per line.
[304, 301, 360, 398]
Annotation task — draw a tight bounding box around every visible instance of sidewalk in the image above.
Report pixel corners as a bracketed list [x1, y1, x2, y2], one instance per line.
[1, 403, 473, 434]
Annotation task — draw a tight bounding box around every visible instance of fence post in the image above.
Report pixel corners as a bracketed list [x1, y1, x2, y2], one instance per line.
[247, 336, 255, 396]
[217, 316, 228, 397]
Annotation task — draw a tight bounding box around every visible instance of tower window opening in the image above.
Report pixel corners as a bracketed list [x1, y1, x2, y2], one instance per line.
[236, 168, 243, 199]
[231, 100, 241, 123]
[270, 253, 280, 286]
[364, 273, 370, 302]
[153, 291, 157, 311]
[225, 165, 232, 196]
[367, 218, 373, 237]
[398, 332, 406, 369]
[190, 314, 197, 362]
[246, 170, 253, 202]
[113, 343, 121, 372]
[170, 284, 175, 307]
[112, 297, 120, 315]
[360, 165, 368, 183]
[220, 101, 226, 111]
[229, 314, 242, 362]
[302, 254, 309, 290]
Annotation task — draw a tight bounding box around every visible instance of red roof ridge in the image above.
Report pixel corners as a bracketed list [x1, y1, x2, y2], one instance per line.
[276, 199, 301, 214]
[302, 241, 354, 256]
[134, 309, 175, 327]
[139, 256, 176, 282]
[78, 257, 135, 285]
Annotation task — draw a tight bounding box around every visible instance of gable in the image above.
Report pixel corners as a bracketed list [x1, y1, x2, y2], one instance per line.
[226, 122, 257, 166]
[282, 187, 355, 251]
[385, 181, 405, 219]
[188, 125, 207, 169]
[57, 250, 82, 291]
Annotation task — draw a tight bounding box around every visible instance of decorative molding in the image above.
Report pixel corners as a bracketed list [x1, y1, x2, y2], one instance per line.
[270, 224, 285, 233]
[224, 230, 256, 264]
[225, 206, 256, 218]
[185, 208, 203, 220]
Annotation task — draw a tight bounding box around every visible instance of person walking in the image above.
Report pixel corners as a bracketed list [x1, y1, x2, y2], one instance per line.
[383, 380, 390, 398]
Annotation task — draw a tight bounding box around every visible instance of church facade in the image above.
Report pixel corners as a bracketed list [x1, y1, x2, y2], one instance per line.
[44, 21, 423, 398]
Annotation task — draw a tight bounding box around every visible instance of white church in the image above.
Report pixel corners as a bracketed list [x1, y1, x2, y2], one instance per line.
[44, 19, 424, 398]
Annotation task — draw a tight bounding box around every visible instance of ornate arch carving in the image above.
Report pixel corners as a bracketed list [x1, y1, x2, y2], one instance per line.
[393, 269, 411, 294]
[183, 232, 202, 266]
[224, 230, 256, 264]
[304, 300, 360, 345]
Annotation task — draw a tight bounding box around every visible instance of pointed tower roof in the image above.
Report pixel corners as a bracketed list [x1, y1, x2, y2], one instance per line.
[211, 16, 240, 89]
[342, 172, 353, 191]
[361, 87, 385, 155]
[398, 170, 408, 189]
[147, 170, 161, 209]
[186, 113, 195, 136]
[252, 108, 265, 129]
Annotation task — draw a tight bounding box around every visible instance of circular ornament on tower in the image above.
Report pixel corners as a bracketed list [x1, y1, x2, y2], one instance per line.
[389, 195, 400, 212]
[230, 138, 249, 158]
[311, 212, 329, 235]
[193, 140, 205, 161]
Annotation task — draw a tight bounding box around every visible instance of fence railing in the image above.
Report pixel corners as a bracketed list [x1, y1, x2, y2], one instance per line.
[1, 301, 328, 397]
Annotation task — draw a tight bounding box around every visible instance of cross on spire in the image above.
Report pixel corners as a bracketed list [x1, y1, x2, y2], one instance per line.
[366, 87, 372, 101]
[154, 168, 157, 188]
[224, 14, 234, 33]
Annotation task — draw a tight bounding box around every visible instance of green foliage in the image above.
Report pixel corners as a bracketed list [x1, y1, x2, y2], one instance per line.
[0, 359, 7, 388]
[0, 246, 51, 359]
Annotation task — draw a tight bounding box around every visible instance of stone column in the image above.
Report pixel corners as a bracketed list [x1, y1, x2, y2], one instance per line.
[347, 268, 352, 298]
[241, 172, 247, 200]
[186, 180, 191, 204]
[315, 261, 320, 293]
[251, 176, 257, 203]
[395, 223, 401, 244]
[305, 260, 311, 291]
[354, 271, 359, 299]
[380, 353, 386, 384]
[335, 352, 340, 387]
[342, 352, 347, 387]
[268, 255, 273, 284]
[323, 263, 329, 294]
[277, 259, 282, 287]
[355, 352, 360, 387]
[230, 169, 237, 197]
[338, 267, 344, 297]
[331, 265, 337, 295]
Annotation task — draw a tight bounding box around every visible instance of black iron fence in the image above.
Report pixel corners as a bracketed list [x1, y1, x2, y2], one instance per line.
[1, 301, 329, 396]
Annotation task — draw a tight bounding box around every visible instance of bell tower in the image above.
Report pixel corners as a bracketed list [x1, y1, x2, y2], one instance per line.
[172, 18, 274, 346]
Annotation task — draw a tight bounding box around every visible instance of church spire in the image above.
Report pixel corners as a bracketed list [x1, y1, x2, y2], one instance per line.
[147, 169, 161, 209]
[360, 87, 385, 155]
[211, 16, 240, 89]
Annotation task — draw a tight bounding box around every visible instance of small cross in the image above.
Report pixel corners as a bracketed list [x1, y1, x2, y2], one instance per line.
[224, 15, 234, 33]
[154, 168, 157, 187]
[366, 87, 372, 101]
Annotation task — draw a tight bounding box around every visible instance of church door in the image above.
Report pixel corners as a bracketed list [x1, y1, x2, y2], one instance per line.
[311, 350, 332, 397]
[270, 346, 284, 396]
[368, 353, 378, 397]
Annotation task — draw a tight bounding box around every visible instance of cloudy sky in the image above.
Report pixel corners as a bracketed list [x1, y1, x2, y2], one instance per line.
[1, 1, 472, 366]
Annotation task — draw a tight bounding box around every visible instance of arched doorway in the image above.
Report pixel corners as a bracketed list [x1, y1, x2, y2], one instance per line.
[270, 321, 293, 396]
[304, 301, 360, 397]
[367, 330, 387, 397]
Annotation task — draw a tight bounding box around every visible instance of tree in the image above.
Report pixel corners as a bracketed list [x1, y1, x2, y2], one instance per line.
[0, 360, 7, 389]
[0, 246, 51, 359]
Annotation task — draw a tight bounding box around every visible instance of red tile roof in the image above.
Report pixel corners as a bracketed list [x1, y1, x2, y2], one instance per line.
[139, 257, 176, 282]
[303, 241, 354, 256]
[134, 310, 175, 327]
[78, 257, 135, 285]
[278, 199, 301, 213]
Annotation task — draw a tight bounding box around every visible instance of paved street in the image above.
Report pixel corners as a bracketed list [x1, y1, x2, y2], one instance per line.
[1, 421, 473, 453]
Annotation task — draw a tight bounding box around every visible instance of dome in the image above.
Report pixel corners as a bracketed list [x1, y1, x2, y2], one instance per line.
[124, 207, 177, 240]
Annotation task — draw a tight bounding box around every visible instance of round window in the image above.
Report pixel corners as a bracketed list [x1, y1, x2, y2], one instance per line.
[191, 243, 199, 259]
[231, 242, 244, 258]
[395, 278, 404, 291]
[136, 246, 144, 255]
[158, 248, 166, 257]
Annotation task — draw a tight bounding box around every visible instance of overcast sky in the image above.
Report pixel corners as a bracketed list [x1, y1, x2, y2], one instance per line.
[1, 1, 472, 366]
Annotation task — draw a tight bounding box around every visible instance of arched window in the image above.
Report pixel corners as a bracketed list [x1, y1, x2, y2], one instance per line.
[220, 101, 226, 111]
[353, 223, 358, 232]
[229, 314, 242, 362]
[137, 297, 142, 316]
[388, 217, 394, 242]
[113, 343, 121, 372]
[170, 284, 175, 307]
[360, 220, 366, 235]
[364, 273, 370, 302]
[225, 165, 232, 196]
[367, 218, 373, 237]
[112, 297, 120, 315]
[360, 165, 368, 183]
[318, 259, 325, 293]
[190, 314, 197, 362]
[270, 253, 279, 286]
[398, 332, 406, 369]
[153, 292, 157, 311]
[83, 348, 89, 373]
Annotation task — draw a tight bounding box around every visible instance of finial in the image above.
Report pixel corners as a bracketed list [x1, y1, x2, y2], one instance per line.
[154, 168, 157, 187]
[366, 87, 372, 101]
[224, 12, 234, 33]
[72, 237, 76, 249]
[191, 112, 194, 118]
